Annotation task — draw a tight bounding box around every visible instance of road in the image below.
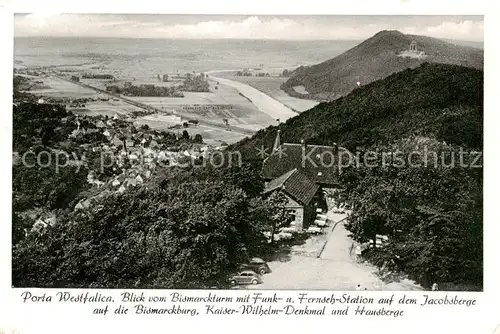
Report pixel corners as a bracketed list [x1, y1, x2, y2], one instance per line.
[247, 206, 423, 291]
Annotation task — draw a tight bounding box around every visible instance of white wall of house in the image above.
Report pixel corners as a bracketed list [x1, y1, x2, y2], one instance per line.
[284, 195, 304, 231]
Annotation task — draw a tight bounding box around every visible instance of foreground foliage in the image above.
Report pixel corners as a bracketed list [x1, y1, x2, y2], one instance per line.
[338, 138, 482, 289]
[13, 181, 273, 288]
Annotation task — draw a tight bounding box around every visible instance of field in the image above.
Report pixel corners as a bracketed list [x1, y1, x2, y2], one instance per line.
[126, 79, 277, 128]
[24, 73, 271, 145]
[27, 76, 102, 99]
[75, 100, 145, 117]
[17, 46, 319, 145]
[133, 117, 249, 146]
[27, 76, 146, 117]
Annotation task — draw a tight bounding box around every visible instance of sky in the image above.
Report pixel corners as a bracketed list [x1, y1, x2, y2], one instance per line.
[13, 14, 484, 41]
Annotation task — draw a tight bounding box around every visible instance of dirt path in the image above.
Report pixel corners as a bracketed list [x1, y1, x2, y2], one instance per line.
[247, 208, 423, 291]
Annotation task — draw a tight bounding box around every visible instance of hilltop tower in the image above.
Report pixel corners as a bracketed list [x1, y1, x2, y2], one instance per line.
[409, 40, 418, 52]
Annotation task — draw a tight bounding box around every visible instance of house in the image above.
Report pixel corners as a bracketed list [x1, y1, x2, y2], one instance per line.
[262, 130, 353, 188]
[125, 139, 135, 148]
[32, 215, 57, 232]
[126, 177, 137, 187]
[96, 120, 106, 128]
[263, 168, 322, 231]
[75, 199, 91, 211]
[111, 135, 123, 147]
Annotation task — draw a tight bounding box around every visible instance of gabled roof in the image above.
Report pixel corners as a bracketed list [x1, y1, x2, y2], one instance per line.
[264, 168, 319, 206]
[263, 143, 345, 186]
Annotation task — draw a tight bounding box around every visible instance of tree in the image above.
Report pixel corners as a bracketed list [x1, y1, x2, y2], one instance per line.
[182, 130, 190, 140]
[193, 134, 203, 143]
[266, 191, 290, 244]
[12, 212, 33, 245]
[40, 125, 56, 146]
[221, 162, 264, 198]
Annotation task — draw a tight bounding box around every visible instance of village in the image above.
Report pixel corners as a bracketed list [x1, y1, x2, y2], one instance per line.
[13, 92, 224, 232]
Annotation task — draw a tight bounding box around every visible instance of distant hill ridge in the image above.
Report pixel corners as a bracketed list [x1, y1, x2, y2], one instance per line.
[232, 62, 483, 158]
[282, 30, 484, 100]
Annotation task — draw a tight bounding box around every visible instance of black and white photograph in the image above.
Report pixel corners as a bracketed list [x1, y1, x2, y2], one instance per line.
[11, 14, 484, 293]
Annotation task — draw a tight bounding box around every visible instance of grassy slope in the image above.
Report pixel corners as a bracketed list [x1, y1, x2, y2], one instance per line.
[282, 30, 484, 100]
[230, 62, 483, 159]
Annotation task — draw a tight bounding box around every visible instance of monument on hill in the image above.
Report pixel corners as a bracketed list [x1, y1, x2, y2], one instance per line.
[398, 40, 428, 59]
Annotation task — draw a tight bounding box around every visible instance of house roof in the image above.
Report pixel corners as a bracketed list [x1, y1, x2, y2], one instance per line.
[264, 168, 319, 206]
[263, 143, 347, 186]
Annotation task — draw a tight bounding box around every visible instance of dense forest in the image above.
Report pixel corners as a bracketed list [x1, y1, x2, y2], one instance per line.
[180, 73, 210, 92]
[232, 63, 483, 290]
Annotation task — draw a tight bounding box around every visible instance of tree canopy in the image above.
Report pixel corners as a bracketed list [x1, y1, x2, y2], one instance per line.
[12, 181, 271, 288]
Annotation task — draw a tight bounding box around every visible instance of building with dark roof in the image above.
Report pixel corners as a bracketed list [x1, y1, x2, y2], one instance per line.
[263, 130, 353, 187]
[263, 168, 322, 231]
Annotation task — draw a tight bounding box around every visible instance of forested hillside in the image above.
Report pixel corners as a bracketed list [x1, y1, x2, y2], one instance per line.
[282, 30, 483, 100]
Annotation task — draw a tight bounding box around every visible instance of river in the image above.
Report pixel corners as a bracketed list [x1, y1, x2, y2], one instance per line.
[208, 71, 299, 122]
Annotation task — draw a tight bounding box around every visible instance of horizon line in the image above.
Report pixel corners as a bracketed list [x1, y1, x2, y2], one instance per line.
[13, 35, 484, 44]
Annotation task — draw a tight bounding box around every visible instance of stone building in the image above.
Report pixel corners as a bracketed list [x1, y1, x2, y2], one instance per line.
[263, 168, 320, 231]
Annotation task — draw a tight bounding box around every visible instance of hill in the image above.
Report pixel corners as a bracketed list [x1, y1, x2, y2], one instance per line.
[281, 30, 484, 101]
[231, 62, 483, 158]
